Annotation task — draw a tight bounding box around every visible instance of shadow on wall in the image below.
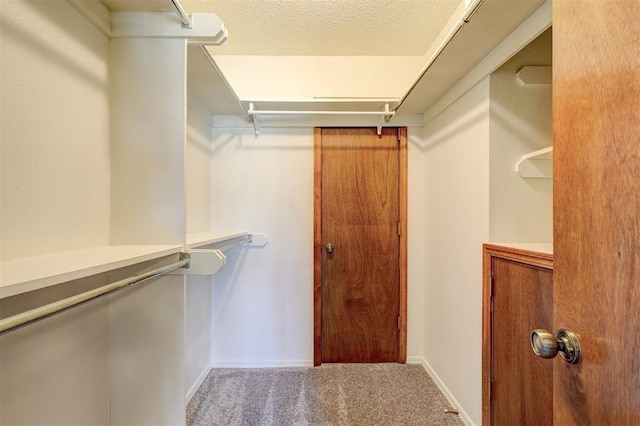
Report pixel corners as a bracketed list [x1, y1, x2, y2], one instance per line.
[1, 0, 108, 91]
[188, 117, 215, 155]
[490, 99, 551, 153]
[212, 127, 314, 155]
[415, 106, 487, 153]
[211, 247, 250, 326]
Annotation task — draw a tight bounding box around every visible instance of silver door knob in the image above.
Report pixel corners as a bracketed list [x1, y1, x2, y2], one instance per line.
[326, 243, 334, 254]
[531, 328, 581, 364]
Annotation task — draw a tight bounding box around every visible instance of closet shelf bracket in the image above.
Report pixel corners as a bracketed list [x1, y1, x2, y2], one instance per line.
[516, 146, 553, 178]
[249, 103, 260, 136]
[111, 11, 228, 45]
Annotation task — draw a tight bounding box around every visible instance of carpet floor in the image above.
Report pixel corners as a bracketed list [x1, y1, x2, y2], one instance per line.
[186, 364, 464, 426]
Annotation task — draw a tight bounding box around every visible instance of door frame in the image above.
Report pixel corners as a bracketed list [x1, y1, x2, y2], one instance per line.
[313, 127, 408, 366]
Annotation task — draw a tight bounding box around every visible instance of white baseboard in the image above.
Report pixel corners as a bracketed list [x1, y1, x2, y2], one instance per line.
[407, 356, 475, 426]
[211, 359, 314, 368]
[185, 361, 213, 404]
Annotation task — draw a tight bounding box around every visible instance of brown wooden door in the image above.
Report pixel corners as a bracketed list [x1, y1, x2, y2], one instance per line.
[314, 128, 407, 364]
[552, 0, 640, 423]
[482, 245, 553, 426]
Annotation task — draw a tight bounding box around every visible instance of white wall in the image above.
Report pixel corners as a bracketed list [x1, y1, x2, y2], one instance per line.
[407, 132, 427, 359]
[489, 29, 552, 243]
[421, 78, 491, 426]
[0, 300, 110, 425]
[186, 109, 214, 234]
[210, 127, 315, 366]
[2, 3, 200, 424]
[0, 2, 111, 423]
[0, 0, 111, 261]
[110, 37, 187, 246]
[209, 125, 426, 366]
[185, 107, 214, 398]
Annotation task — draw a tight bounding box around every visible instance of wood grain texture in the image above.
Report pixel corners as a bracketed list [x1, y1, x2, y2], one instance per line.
[319, 128, 401, 363]
[482, 245, 553, 426]
[553, 0, 640, 423]
[313, 128, 323, 366]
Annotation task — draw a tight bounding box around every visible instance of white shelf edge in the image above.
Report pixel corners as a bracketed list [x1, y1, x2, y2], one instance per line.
[1, 245, 183, 299]
[185, 230, 249, 249]
[1, 231, 251, 299]
[516, 146, 553, 178]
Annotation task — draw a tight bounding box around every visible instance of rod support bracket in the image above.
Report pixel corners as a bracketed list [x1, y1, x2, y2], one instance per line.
[179, 251, 191, 268]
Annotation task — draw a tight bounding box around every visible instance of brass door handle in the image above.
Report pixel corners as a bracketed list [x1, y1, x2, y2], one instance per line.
[531, 328, 581, 364]
[326, 243, 334, 254]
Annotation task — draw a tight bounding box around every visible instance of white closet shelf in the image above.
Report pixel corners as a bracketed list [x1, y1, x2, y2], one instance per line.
[1, 245, 183, 299]
[516, 146, 553, 178]
[186, 230, 249, 249]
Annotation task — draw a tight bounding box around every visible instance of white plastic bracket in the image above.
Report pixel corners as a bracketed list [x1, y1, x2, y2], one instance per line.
[516, 66, 552, 86]
[170, 249, 226, 275]
[248, 102, 260, 136]
[248, 233, 268, 247]
[378, 103, 394, 136]
[515, 146, 553, 178]
[111, 12, 228, 45]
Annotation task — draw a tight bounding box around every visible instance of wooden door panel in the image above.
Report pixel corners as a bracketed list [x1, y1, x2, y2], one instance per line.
[483, 245, 554, 425]
[319, 128, 399, 363]
[492, 257, 553, 426]
[554, 0, 640, 423]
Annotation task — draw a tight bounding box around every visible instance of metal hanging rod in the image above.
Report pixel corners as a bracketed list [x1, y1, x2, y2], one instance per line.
[0, 253, 191, 336]
[168, 0, 192, 29]
[248, 103, 394, 136]
[248, 103, 395, 118]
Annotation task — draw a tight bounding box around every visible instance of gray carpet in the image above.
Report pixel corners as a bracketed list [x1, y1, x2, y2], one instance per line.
[186, 364, 464, 426]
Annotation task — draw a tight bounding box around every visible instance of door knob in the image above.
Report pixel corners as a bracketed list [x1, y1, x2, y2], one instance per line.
[530, 328, 581, 364]
[326, 243, 334, 254]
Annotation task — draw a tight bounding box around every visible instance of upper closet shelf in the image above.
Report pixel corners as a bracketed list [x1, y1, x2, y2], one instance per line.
[516, 146, 552, 179]
[1, 245, 182, 299]
[186, 231, 249, 249]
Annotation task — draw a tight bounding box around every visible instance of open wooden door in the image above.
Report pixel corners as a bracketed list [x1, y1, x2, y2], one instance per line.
[313, 128, 407, 365]
[549, 0, 640, 423]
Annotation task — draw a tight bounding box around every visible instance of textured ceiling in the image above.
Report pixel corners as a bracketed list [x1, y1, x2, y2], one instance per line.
[101, 0, 462, 56]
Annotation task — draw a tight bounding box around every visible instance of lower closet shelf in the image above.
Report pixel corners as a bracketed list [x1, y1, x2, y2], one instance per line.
[1, 245, 183, 299]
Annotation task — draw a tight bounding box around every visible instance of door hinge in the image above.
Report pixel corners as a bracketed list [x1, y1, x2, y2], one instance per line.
[489, 273, 494, 298]
[489, 378, 495, 401]
[397, 316, 401, 330]
[397, 221, 401, 236]
[397, 128, 401, 143]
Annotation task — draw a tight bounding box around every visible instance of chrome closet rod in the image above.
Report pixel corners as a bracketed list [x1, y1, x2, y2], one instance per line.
[168, 0, 192, 29]
[0, 253, 191, 336]
[248, 110, 395, 116]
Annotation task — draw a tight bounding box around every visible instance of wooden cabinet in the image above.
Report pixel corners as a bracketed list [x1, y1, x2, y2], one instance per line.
[482, 244, 553, 425]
